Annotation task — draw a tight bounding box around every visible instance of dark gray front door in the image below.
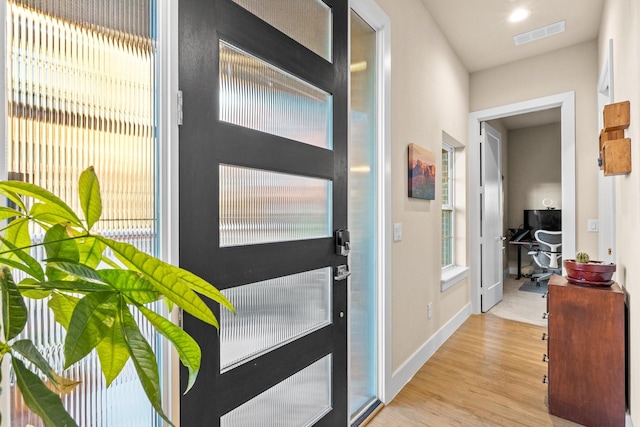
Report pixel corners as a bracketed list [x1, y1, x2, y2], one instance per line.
[178, 0, 349, 425]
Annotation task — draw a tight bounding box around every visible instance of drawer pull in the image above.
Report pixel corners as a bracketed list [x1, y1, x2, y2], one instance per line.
[542, 312, 549, 319]
[541, 332, 548, 341]
[542, 375, 548, 384]
[542, 291, 548, 298]
[542, 354, 549, 362]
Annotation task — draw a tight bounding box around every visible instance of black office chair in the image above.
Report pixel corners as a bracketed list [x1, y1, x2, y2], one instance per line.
[528, 230, 562, 286]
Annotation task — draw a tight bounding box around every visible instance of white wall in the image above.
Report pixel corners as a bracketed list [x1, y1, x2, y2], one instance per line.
[470, 40, 600, 259]
[506, 123, 562, 267]
[599, 0, 640, 422]
[374, 0, 470, 385]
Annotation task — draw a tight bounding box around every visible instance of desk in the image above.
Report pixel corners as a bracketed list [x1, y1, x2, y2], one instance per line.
[509, 240, 537, 279]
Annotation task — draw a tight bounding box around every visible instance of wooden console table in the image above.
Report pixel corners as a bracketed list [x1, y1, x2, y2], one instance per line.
[546, 275, 626, 427]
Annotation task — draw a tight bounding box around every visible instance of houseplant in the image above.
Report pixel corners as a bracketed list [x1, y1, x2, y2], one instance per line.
[0, 166, 233, 426]
[564, 251, 616, 285]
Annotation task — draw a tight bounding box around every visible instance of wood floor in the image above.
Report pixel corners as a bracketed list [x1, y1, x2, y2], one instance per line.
[366, 314, 582, 427]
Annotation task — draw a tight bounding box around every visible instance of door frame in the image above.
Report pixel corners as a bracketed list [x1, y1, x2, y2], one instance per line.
[163, 0, 393, 420]
[597, 39, 616, 264]
[350, 0, 392, 407]
[157, 0, 181, 423]
[468, 91, 576, 314]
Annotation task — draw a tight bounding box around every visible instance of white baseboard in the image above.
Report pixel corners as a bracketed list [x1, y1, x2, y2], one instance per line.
[386, 303, 471, 402]
[627, 411, 634, 427]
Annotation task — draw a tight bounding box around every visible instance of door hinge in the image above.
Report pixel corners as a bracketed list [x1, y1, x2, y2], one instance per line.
[177, 90, 184, 126]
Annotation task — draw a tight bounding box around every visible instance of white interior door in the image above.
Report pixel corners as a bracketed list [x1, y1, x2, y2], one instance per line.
[481, 122, 504, 312]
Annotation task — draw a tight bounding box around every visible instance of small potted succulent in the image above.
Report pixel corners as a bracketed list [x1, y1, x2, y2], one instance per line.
[564, 251, 616, 285]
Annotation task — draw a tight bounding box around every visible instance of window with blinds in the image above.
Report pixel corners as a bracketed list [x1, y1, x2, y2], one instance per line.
[4, 1, 160, 425]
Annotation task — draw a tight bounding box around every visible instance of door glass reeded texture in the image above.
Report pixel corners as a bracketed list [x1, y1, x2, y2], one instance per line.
[349, 11, 378, 418]
[220, 355, 332, 426]
[220, 164, 332, 247]
[230, 0, 332, 61]
[219, 41, 333, 149]
[5, 1, 159, 426]
[220, 268, 332, 371]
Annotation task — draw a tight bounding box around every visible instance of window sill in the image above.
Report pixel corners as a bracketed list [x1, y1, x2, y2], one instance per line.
[441, 266, 469, 292]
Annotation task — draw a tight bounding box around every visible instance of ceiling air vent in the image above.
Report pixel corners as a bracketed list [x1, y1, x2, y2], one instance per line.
[513, 20, 566, 46]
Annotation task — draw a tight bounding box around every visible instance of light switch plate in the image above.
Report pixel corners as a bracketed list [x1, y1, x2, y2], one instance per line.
[393, 223, 402, 241]
[588, 219, 599, 232]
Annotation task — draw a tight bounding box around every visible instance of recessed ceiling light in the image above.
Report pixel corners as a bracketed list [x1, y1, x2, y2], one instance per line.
[508, 8, 530, 23]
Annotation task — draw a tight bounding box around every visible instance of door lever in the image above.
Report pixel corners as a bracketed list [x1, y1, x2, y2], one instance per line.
[334, 265, 351, 281]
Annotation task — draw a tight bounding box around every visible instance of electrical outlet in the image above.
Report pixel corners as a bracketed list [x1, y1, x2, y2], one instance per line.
[428, 302, 433, 319]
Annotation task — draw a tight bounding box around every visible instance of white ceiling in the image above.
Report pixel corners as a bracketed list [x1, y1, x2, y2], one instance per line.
[420, 0, 604, 73]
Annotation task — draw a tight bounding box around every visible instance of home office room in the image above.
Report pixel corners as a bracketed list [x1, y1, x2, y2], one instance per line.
[484, 110, 563, 326]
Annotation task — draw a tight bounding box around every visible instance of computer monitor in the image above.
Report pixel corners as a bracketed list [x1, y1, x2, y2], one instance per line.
[524, 209, 561, 235]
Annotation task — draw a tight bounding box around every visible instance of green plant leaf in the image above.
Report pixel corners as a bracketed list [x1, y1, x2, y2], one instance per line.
[0, 206, 24, 221]
[31, 202, 82, 228]
[33, 280, 111, 293]
[119, 300, 173, 426]
[98, 237, 220, 327]
[176, 269, 234, 314]
[99, 269, 160, 304]
[78, 166, 102, 231]
[96, 307, 129, 386]
[43, 224, 80, 263]
[64, 292, 117, 368]
[48, 293, 80, 329]
[0, 186, 26, 212]
[0, 180, 83, 228]
[0, 236, 45, 281]
[12, 340, 80, 393]
[138, 305, 201, 394]
[0, 255, 44, 283]
[46, 261, 105, 284]
[76, 236, 106, 269]
[2, 217, 31, 261]
[17, 278, 51, 299]
[12, 357, 79, 427]
[0, 266, 28, 341]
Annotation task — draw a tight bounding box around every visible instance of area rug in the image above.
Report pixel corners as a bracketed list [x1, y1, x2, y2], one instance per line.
[489, 275, 547, 327]
[518, 281, 548, 294]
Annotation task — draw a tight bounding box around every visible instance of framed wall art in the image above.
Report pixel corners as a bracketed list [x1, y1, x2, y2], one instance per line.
[408, 143, 435, 200]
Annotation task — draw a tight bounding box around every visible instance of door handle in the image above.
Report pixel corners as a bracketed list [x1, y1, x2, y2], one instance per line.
[334, 265, 351, 281]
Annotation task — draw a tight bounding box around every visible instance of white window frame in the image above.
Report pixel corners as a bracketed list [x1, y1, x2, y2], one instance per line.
[441, 137, 468, 291]
[441, 144, 455, 269]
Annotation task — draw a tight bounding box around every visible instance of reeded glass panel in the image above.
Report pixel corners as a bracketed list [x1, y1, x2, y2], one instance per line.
[231, 0, 332, 61]
[5, 1, 159, 425]
[221, 355, 332, 426]
[219, 41, 333, 149]
[348, 11, 378, 419]
[220, 268, 332, 371]
[220, 165, 332, 247]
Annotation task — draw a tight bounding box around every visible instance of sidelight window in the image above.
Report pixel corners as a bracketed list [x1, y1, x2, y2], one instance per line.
[3, 1, 161, 425]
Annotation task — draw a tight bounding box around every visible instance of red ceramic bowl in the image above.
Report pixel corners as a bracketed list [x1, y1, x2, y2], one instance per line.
[564, 259, 616, 283]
